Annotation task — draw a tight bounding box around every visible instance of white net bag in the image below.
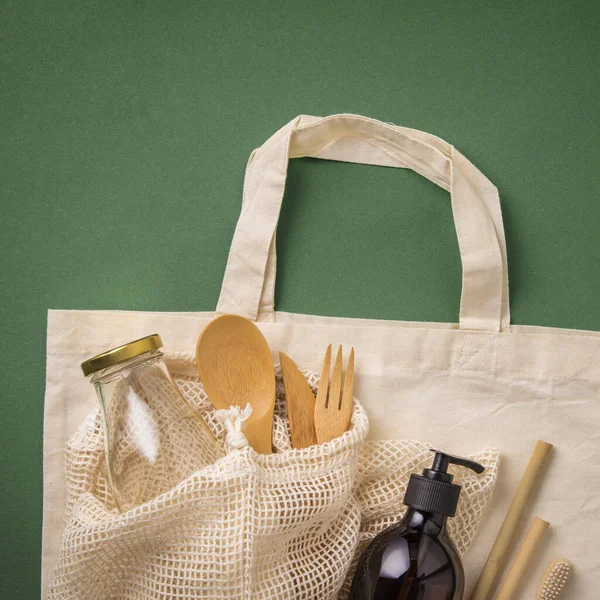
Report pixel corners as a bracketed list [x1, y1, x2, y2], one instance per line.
[48, 355, 498, 600]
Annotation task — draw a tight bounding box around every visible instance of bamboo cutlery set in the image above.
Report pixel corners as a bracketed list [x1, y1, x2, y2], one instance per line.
[196, 314, 354, 452]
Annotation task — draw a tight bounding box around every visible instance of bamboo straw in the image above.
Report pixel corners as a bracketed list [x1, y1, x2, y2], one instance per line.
[469, 440, 553, 600]
[495, 517, 550, 600]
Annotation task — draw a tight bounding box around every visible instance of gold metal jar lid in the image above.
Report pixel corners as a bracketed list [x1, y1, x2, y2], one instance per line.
[81, 334, 163, 376]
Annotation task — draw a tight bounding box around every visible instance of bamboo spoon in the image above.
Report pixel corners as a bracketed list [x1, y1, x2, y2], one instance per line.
[279, 352, 317, 449]
[196, 314, 275, 454]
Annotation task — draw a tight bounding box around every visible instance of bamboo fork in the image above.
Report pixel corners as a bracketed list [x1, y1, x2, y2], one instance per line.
[314, 345, 354, 444]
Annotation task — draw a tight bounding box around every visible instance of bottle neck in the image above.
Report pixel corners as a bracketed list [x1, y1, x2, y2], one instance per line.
[403, 507, 449, 533]
[89, 350, 164, 384]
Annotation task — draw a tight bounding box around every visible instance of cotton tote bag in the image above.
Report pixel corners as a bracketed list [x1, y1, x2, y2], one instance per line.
[43, 114, 600, 599]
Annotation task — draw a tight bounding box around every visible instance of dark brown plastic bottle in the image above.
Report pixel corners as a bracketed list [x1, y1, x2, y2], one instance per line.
[349, 450, 485, 600]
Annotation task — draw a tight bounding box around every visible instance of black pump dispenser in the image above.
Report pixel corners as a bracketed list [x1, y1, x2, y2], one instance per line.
[349, 449, 487, 599]
[404, 450, 485, 517]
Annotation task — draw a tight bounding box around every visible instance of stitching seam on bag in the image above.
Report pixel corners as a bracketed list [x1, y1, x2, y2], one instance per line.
[46, 349, 600, 382]
[456, 335, 496, 374]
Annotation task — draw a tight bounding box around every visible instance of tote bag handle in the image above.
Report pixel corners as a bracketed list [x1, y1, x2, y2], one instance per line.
[216, 114, 509, 332]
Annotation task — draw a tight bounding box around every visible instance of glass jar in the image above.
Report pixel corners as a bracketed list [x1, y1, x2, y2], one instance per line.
[82, 334, 215, 512]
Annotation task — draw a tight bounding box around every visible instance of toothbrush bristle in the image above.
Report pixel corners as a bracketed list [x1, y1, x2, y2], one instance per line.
[537, 559, 571, 599]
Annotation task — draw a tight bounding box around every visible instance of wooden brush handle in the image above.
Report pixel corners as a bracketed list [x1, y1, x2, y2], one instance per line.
[495, 517, 550, 600]
[469, 440, 553, 600]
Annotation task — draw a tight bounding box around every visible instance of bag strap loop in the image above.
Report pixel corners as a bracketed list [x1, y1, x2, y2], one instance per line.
[217, 114, 509, 332]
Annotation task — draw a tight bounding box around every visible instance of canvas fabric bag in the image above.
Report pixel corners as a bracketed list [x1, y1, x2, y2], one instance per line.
[43, 114, 600, 599]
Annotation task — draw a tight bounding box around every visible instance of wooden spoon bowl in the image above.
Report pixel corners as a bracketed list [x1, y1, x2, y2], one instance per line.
[196, 314, 275, 453]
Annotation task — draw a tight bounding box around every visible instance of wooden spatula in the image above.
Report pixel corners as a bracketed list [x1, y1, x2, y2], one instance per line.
[279, 352, 317, 449]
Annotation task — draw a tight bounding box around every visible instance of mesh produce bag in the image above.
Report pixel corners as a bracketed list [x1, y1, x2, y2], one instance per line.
[47, 354, 498, 600]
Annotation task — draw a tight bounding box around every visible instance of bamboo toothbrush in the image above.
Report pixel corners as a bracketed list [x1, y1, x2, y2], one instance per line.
[535, 559, 571, 600]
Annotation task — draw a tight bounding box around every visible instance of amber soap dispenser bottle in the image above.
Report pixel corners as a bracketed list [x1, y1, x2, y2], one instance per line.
[349, 450, 485, 600]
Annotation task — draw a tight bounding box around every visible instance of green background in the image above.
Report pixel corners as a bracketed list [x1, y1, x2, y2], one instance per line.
[1, 1, 599, 596]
